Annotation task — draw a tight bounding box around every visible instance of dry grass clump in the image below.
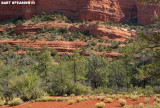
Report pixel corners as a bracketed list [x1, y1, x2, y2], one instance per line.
[8, 98, 23, 106]
[131, 95, 139, 101]
[119, 98, 127, 106]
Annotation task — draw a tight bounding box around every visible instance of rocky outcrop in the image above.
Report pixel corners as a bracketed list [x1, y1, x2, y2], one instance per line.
[13, 22, 136, 41]
[136, 2, 160, 25]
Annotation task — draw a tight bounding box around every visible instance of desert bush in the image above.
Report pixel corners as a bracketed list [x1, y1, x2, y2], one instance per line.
[0, 100, 5, 106]
[144, 98, 150, 104]
[84, 97, 89, 101]
[70, 83, 91, 95]
[69, 100, 74, 105]
[70, 94, 75, 99]
[124, 95, 130, 99]
[96, 102, 105, 108]
[115, 96, 120, 100]
[106, 98, 112, 103]
[119, 99, 127, 106]
[139, 103, 145, 108]
[97, 96, 105, 101]
[131, 95, 139, 101]
[8, 98, 23, 106]
[77, 97, 82, 102]
[8, 73, 45, 100]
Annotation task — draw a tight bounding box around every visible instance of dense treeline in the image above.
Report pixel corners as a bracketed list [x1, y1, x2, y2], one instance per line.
[0, 32, 159, 101]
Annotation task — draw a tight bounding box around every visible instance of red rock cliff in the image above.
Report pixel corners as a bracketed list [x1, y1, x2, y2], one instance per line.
[0, 0, 124, 23]
[117, 0, 137, 22]
[136, 2, 160, 25]
[35, 0, 124, 22]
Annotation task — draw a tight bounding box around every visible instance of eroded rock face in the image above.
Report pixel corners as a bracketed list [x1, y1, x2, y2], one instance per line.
[0, 0, 124, 23]
[35, 0, 124, 22]
[136, 2, 160, 25]
[117, 0, 137, 22]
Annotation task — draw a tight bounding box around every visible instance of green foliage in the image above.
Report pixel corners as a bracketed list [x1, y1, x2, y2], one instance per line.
[0, 101, 5, 106]
[51, 49, 58, 57]
[106, 98, 112, 103]
[77, 97, 82, 102]
[69, 100, 74, 104]
[86, 54, 108, 88]
[8, 72, 45, 100]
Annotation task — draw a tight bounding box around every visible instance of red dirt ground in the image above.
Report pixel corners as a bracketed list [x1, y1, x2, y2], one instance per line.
[1, 97, 156, 108]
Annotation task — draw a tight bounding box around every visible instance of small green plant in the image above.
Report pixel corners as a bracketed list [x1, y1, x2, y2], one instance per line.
[69, 100, 74, 105]
[96, 102, 105, 108]
[131, 95, 139, 101]
[97, 96, 105, 101]
[8, 98, 24, 106]
[119, 99, 127, 107]
[84, 97, 89, 101]
[106, 98, 112, 103]
[139, 103, 144, 108]
[144, 98, 150, 104]
[77, 97, 82, 102]
[115, 96, 120, 100]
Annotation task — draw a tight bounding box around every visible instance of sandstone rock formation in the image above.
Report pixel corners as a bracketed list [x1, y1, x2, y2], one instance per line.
[117, 0, 137, 22]
[13, 22, 136, 41]
[136, 2, 160, 25]
[0, 40, 121, 58]
[0, 0, 124, 23]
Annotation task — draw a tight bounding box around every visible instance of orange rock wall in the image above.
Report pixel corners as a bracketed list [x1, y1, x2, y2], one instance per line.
[0, 0, 123, 23]
[117, 0, 137, 22]
[136, 3, 160, 25]
[0, 0, 160, 25]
